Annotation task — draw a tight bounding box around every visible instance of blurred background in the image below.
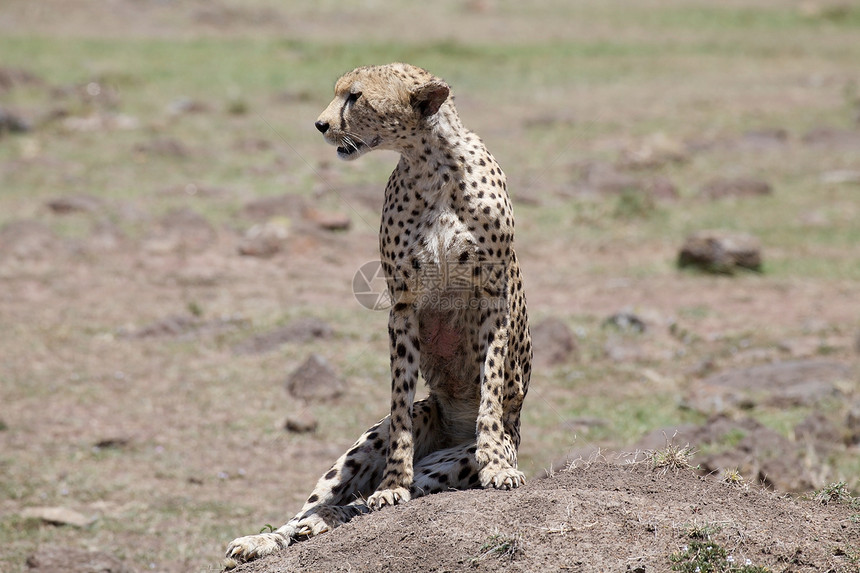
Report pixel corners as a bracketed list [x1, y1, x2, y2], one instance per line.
[1, 1, 858, 571]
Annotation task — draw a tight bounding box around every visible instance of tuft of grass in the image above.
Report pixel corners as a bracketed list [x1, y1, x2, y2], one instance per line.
[670, 540, 770, 572]
[685, 522, 723, 541]
[650, 442, 697, 473]
[809, 482, 860, 508]
[721, 468, 748, 489]
[470, 530, 525, 565]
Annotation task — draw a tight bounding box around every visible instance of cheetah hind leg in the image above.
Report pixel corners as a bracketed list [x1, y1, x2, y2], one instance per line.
[224, 503, 366, 568]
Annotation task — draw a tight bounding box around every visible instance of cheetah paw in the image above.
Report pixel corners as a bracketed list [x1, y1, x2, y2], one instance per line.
[480, 466, 526, 490]
[367, 486, 411, 509]
[291, 507, 348, 539]
[224, 532, 291, 567]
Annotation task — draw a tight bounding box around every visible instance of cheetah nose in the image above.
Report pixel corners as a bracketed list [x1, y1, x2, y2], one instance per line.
[314, 120, 329, 134]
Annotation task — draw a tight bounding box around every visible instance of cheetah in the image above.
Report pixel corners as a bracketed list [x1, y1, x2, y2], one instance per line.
[225, 63, 532, 566]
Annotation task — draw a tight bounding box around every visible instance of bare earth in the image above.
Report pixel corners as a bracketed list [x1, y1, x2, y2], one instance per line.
[1, 1, 859, 573]
[234, 461, 858, 573]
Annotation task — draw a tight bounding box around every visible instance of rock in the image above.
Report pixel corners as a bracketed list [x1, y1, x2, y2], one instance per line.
[21, 507, 94, 528]
[0, 106, 31, 134]
[0, 220, 57, 260]
[166, 97, 210, 115]
[243, 194, 308, 221]
[93, 437, 131, 451]
[683, 359, 851, 414]
[677, 229, 762, 274]
[618, 132, 688, 169]
[530, 317, 577, 367]
[237, 220, 289, 257]
[26, 546, 133, 573]
[700, 177, 772, 200]
[132, 137, 189, 157]
[232, 317, 334, 355]
[603, 311, 647, 333]
[286, 354, 346, 401]
[46, 194, 103, 214]
[303, 208, 351, 232]
[284, 410, 318, 433]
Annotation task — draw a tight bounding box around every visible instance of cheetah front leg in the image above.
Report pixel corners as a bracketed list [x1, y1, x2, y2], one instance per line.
[366, 302, 420, 509]
[475, 301, 526, 490]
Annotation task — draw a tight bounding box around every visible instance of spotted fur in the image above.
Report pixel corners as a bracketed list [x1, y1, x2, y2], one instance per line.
[225, 63, 532, 566]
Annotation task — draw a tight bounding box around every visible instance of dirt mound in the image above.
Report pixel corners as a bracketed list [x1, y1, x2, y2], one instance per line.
[232, 462, 858, 573]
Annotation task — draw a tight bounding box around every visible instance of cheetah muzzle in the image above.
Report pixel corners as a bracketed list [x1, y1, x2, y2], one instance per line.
[225, 62, 532, 567]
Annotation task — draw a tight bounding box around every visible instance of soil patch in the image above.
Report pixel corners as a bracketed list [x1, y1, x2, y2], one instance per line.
[233, 462, 859, 573]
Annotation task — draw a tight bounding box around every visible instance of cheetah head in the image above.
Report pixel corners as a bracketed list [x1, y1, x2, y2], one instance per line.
[314, 63, 450, 161]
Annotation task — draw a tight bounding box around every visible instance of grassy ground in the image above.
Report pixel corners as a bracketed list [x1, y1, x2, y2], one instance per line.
[1, 1, 859, 572]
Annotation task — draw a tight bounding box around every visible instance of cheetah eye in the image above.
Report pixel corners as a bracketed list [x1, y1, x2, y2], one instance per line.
[346, 91, 362, 104]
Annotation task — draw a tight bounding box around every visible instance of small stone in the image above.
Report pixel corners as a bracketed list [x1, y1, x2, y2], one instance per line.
[603, 311, 647, 333]
[237, 220, 289, 257]
[21, 507, 94, 528]
[286, 353, 346, 401]
[304, 208, 351, 232]
[700, 177, 772, 200]
[0, 105, 30, 134]
[530, 317, 577, 367]
[26, 546, 132, 573]
[284, 410, 318, 433]
[133, 137, 189, 157]
[678, 230, 762, 274]
[167, 97, 210, 115]
[242, 194, 307, 221]
[93, 437, 131, 450]
[619, 132, 688, 168]
[46, 194, 103, 214]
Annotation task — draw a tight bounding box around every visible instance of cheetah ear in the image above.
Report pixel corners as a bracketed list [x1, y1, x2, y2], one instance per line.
[411, 80, 449, 118]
